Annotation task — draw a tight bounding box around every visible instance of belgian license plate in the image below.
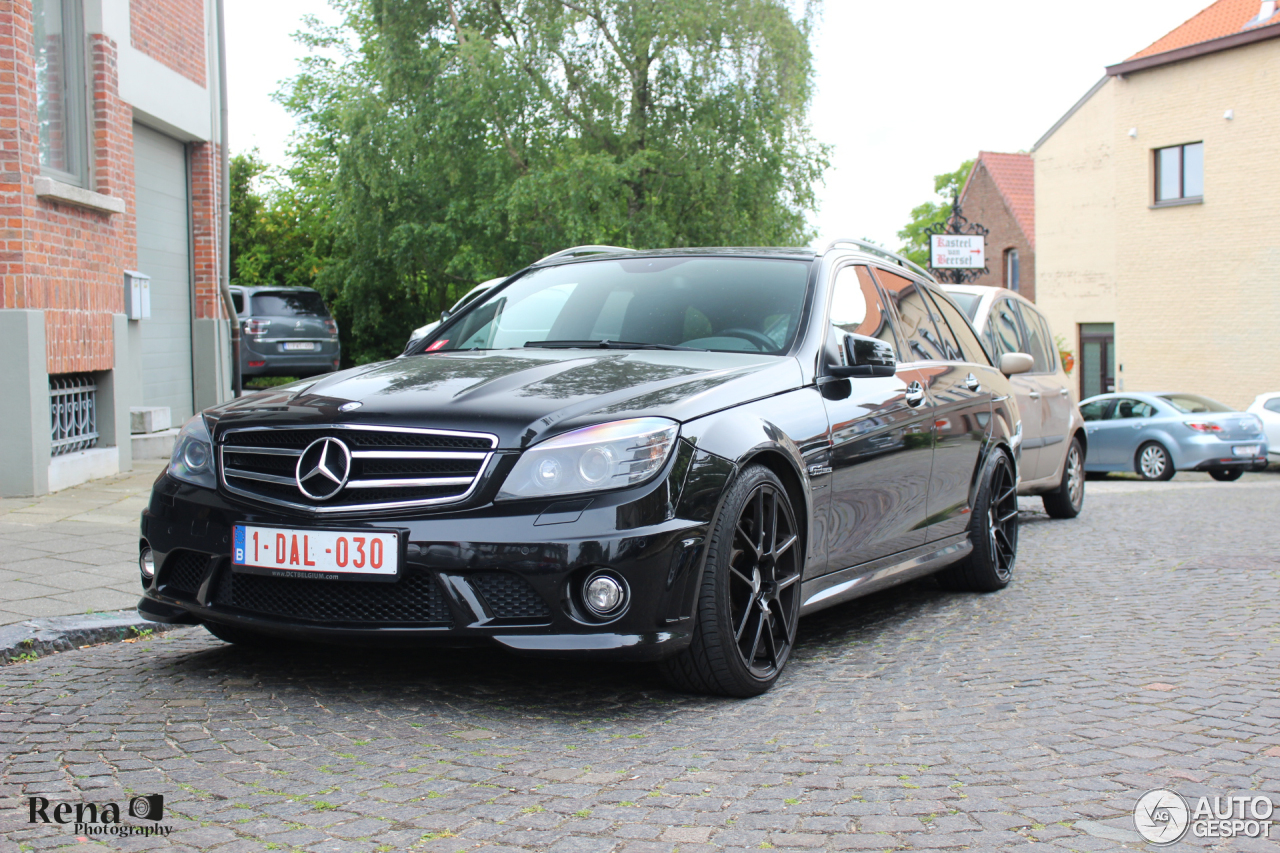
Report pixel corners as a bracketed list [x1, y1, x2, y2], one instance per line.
[282, 341, 318, 351]
[1232, 445, 1259, 457]
[232, 525, 399, 581]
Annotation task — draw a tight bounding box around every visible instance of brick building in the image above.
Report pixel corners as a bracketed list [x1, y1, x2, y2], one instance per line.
[1033, 0, 1280, 405]
[0, 0, 231, 496]
[955, 151, 1035, 300]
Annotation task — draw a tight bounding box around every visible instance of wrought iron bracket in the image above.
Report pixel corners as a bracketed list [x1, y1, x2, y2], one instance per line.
[924, 203, 990, 284]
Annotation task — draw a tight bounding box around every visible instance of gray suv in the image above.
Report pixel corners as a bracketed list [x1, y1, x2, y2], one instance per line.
[230, 286, 341, 379]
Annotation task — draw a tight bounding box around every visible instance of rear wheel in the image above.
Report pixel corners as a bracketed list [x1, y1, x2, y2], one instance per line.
[1042, 437, 1085, 519]
[936, 448, 1017, 592]
[659, 465, 803, 697]
[1208, 467, 1244, 482]
[1136, 442, 1176, 481]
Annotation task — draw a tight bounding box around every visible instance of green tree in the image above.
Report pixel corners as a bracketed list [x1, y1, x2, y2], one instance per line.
[281, 0, 829, 365]
[896, 159, 974, 267]
[229, 151, 332, 294]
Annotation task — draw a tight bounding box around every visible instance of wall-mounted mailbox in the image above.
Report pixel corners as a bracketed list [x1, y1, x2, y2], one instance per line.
[124, 270, 151, 320]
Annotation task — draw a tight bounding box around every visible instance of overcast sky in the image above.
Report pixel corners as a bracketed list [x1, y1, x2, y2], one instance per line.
[225, 0, 1213, 251]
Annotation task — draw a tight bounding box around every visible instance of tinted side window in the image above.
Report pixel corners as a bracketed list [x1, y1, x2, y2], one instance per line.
[1266, 398, 1280, 414]
[1014, 302, 1051, 373]
[1031, 308, 1058, 372]
[925, 287, 991, 365]
[1080, 400, 1107, 421]
[231, 292, 244, 314]
[987, 299, 1023, 358]
[870, 268, 948, 363]
[252, 291, 331, 317]
[1108, 398, 1157, 419]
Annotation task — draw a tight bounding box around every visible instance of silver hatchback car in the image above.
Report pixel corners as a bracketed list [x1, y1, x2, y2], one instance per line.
[943, 285, 1087, 518]
[1078, 392, 1269, 481]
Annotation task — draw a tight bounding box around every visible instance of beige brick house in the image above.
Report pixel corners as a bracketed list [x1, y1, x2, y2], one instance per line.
[1032, 0, 1280, 406]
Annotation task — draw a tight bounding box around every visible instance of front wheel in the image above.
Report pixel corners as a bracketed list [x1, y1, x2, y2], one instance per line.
[936, 447, 1017, 592]
[1042, 437, 1085, 519]
[1208, 467, 1244, 482]
[659, 465, 803, 697]
[1136, 442, 1176, 481]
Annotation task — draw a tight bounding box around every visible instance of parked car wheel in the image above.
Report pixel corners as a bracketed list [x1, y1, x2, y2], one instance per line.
[936, 448, 1017, 592]
[204, 621, 273, 648]
[1208, 467, 1244, 482]
[659, 465, 802, 697]
[1042, 437, 1085, 519]
[1136, 441, 1176, 481]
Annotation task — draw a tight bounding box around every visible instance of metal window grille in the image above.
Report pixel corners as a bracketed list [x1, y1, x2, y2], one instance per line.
[49, 373, 98, 456]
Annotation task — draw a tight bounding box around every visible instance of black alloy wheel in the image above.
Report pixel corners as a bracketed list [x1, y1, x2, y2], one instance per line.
[937, 448, 1017, 592]
[1208, 467, 1244, 482]
[659, 465, 803, 697]
[1042, 437, 1086, 519]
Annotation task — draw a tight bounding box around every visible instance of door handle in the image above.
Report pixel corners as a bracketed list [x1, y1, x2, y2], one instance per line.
[904, 381, 926, 407]
[1059, 388, 1070, 397]
[1028, 391, 1041, 400]
[965, 373, 981, 392]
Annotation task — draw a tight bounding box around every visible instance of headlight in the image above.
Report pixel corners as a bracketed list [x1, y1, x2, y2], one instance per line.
[497, 418, 679, 501]
[168, 415, 216, 489]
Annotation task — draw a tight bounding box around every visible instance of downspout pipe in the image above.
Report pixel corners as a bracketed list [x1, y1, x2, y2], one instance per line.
[215, 0, 241, 397]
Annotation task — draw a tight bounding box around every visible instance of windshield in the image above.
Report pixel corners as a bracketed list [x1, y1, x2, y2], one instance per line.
[432, 257, 811, 354]
[1158, 393, 1233, 414]
[251, 291, 330, 318]
[946, 291, 981, 321]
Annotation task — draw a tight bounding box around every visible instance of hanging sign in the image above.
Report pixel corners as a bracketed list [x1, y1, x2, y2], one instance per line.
[930, 234, 985, 269]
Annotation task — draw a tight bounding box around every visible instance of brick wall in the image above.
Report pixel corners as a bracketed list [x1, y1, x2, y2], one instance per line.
[957, 162, 1036, 302]
[189, 139, 221, 321]
[130, 0, 206, 87]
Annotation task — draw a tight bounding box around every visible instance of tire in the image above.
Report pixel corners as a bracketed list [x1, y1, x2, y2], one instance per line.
[1135, 441, 1176, 481]
[204, 621, 273, 647]
[658, 465, 803, 697]
[1208, 467, 1244, 482]
[936, 447, 1017, 593]
[1042, 437, 1085, 519]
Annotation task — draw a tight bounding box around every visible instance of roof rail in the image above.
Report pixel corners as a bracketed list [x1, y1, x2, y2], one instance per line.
[822, 238, 934, 281]
[534, 245, 633, 265]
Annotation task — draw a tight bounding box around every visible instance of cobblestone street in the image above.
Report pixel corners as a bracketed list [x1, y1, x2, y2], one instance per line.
[3, 474, 1279, 852]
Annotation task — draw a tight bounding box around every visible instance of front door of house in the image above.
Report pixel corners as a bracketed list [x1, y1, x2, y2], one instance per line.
[1079, 323, 1114, 400]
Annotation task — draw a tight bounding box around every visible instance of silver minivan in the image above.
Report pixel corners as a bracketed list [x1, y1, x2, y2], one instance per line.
[943, 285, 1087, 518]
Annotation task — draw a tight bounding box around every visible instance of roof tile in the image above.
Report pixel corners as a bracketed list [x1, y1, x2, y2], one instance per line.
[1129, 0, 1280, 60]
[965, 152, 1035, 249]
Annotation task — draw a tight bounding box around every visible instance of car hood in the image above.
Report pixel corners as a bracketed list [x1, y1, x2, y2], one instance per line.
[207, 349, 803, 448]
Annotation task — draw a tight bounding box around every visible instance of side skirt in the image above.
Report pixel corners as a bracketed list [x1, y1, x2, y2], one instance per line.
[799, 534, 972, 617]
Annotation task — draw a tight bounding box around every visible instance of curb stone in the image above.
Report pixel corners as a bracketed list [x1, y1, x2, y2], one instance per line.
[0, 609, 184, 665]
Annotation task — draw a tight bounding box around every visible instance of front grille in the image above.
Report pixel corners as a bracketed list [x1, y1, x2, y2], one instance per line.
[219, 425, 497, 513]
[470, 572, 553, 620]
[214, 569, 452, 626]
[161, 551, 209, 595]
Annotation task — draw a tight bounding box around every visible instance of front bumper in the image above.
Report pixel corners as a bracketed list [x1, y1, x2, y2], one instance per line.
[137, 443, 733, 661]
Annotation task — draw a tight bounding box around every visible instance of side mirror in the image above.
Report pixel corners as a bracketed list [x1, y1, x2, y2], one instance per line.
[440, 309, 452, 322]
[829, 333, 897, 378]
[1000, 352, 1034, 376]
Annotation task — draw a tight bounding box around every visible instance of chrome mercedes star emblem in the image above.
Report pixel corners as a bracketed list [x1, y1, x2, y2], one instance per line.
[295, 437, 352, 500]
[339, 401, 362, 412]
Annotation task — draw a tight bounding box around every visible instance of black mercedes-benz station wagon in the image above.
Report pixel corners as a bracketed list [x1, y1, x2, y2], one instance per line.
[139, 242, 1032, 696]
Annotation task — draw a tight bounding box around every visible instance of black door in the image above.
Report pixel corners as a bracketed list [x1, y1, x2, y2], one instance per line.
[820, 265, 935, 573]
[1079, 323, 1115, 399]
[873, 269, 993, 544]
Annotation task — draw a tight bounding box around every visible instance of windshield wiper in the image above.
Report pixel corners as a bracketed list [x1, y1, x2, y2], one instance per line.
[523, 339, 695, 351]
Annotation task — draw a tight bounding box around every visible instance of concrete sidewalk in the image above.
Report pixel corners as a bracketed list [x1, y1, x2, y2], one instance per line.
[0, 460, 166, 625]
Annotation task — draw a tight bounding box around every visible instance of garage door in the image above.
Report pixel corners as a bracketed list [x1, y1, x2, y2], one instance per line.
[133, 123, 193, 423]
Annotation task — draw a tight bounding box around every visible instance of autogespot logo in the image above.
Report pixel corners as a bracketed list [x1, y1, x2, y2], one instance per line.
[1134, 789, 1275, 844]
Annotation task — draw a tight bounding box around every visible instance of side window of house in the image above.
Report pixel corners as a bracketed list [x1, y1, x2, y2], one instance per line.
[1108, 398, 1156, 419]
[924, 287, 991, 366]
[828, 266, 899, 357]
[988, 299, 1023, 358]
[1014, 302, 1051, 373]
[871, 268, 947, 363]
[1079, 400, 1107, 422]
[34, 0, 89, 186]
[1155, 142, 1204, 203]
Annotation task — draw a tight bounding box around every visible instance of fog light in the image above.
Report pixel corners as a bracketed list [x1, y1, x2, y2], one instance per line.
[584, 574, 624, 616]
[139, 547, 155, 578]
